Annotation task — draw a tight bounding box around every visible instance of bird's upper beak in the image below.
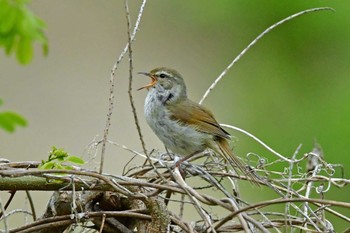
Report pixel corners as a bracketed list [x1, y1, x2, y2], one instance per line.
[137, 72, 157, 90]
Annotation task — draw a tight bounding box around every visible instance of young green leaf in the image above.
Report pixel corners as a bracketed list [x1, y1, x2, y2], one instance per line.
[39, 161, 56, 170]
[54, 163, 66, 170]
[0, 0, 48, 64]
[0, 5, 17, 34]
[17, 37, 33, 64]
[65, 156, 85, 165]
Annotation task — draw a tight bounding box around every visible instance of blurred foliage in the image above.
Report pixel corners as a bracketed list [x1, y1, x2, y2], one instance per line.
[39, 146, 85, 170]
[0, 0, 49, 133]
[0, 99, 27, 133]
[0, 0, 48, 64]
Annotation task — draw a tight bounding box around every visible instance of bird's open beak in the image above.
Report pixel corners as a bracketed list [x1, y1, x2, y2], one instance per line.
[137, 72, 157, 90]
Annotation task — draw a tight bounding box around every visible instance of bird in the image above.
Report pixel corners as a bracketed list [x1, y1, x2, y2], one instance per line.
[138, 67, 259, 185]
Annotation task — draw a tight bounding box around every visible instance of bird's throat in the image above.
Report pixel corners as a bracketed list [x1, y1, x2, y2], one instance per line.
[158, 92, 174, 104]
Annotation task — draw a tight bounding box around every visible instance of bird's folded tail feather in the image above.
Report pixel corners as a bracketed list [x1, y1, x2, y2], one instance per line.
[216, 138, 261, 186]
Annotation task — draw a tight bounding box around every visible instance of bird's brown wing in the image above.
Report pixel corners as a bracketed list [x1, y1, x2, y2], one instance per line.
[168, 99, 230, 139]
[169, 99, 261, 185]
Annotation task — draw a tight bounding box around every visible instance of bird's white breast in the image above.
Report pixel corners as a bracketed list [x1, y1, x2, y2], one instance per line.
[144, 88, 209, 156]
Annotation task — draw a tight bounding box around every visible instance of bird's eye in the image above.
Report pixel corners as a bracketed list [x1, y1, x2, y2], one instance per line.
[159, 73, 166, 78]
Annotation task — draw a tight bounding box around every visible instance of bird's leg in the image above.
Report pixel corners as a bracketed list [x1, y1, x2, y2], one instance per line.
[165, 147, 174, 160]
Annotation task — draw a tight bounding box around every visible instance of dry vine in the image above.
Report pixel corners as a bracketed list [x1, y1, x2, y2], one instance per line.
[0, 143, 349, 232]
[0, 3, 348, 233]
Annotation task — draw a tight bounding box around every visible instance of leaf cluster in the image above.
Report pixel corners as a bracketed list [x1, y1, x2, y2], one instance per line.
[39, 146, 85, 170]
[0, 0, 48, 64]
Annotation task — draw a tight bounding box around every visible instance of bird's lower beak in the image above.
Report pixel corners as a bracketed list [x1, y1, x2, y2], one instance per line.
[137, 72, 157, 90]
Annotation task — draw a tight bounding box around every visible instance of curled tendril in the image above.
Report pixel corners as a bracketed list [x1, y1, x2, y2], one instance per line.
[245, 152, 262, 167]
[259, 158, 267, 166]
[329, 164, 345, 179]
[297, 165, 304, 175]
[315, 178, 331, 194]
[316, 184, 324, 194]
[326, 164, 335, 176]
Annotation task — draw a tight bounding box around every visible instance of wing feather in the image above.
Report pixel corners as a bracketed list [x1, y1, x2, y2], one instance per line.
[168, 100, 230, 139]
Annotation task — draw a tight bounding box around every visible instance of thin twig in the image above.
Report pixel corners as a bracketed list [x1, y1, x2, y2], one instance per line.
[25, 191, 36, 221]
[0, 191, 16, 218]
[125, 0, 148, 161]
[230, 198, 350, 221]
[99, 214, 106, 233]
[124, 0, 166, 183]
[0, 199, 8, 233]
[99, 0, 147, 174]
[172, 167, 218, 233]
[285, 144, 303, 232]
[9, 210, 150, 233]
[221, 123, 289, 162]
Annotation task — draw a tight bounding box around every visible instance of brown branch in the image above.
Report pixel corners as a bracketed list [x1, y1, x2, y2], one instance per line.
[25, 190, 36, 220]
[0, 169, 138, 198]
[125, 0, 148, 159]
[0, 190, 16, 218]
[99, 0, 147, 174]
[9, 211, 151, 233]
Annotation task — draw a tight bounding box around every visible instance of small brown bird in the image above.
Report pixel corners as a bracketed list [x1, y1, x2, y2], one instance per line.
[139, 67, 259, 184]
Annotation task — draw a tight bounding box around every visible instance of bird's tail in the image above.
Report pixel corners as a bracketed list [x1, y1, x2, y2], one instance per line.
[216, 138, 260, 186]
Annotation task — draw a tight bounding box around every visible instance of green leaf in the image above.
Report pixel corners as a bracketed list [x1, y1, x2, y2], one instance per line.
[54, 163, 65, 170]
[7, 111, 27, 126]
[65, 156, 85, 165]
[48, 146, 69, 160]
[0, 3, 17, 34]
[0, 0, 48, 64]
[17, 10, 34, 36]
[1, 34, 16, 55]
[0, 1, 11, 23]
[62, 165, 74, 170]
[16, 37, 33, 64]
[55, 150, 69, 159]
[39, 161, 55, 170]
[41, 146, 83, 171]
[0, 111, 28, 132]
[42, 40, 48, 56]
[35, 31, 48, 56]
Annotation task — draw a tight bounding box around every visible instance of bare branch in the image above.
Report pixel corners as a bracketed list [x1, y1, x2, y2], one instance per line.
[99, 0, 147, 174]
[125, 0, 148, 159]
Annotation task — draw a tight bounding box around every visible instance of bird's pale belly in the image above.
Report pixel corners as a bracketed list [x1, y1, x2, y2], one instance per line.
[145, 92, 210, 156]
